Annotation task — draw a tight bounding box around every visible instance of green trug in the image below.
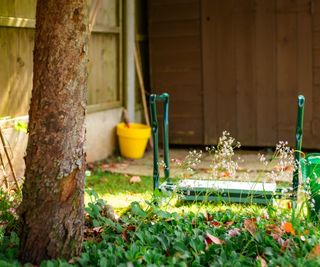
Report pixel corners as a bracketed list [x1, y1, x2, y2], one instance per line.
[301, 153, 320, 218]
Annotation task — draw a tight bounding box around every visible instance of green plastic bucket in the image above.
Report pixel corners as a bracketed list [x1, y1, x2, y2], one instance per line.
[301, 153, 320, 217]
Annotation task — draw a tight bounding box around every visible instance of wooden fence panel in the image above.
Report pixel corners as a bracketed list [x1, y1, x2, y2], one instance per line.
[0, 28, 33, 117]
[0, 0, 123, 116]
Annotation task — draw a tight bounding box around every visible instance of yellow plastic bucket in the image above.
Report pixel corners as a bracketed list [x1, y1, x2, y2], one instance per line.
[116, 123, 151, 159]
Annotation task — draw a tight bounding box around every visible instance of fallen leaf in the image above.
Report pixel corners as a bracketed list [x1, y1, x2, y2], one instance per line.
[284, 165, 294, 172]
[271, 234, 285, 247]
[281, 239, 293, 251]
[68, 258, 76, 264]
[121, 230, 129, 242]
[282, 222, 295, 235]
[266, 224, 284, 236]
[117, 163, 129, 168]
[272, 165, 282, 172]
[86, 162, 95, 170]
[257, 255, 268, 267]
[100, 164, 110, 171]
[210, 220, 221, 227]
[204, 211, 213, 222]
[272, 165, 294, 173]
[220, 171, 231, 177]
[225, 221, 234, 227]
[92, 226, 104, 233]
[130, 176, 141, 183]
[183, 173, 192, 178]
[228, 228, 241, 237]
[127, 225, 136, 231]
[309, 244, 320, 259]
[244, 218, 257, 236]
[205, 232, 224, 245]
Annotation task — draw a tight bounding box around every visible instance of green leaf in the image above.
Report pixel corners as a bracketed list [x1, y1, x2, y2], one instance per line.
[130, 202, 147, 218]
[99, 257, 108, 267]
[92, 219, 100, 227]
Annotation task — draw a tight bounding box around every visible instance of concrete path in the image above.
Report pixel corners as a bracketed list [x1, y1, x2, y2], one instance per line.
[105, 148, 293, 183]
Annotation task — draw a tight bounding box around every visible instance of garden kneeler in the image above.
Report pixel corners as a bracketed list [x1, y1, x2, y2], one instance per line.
[150, 93, 278, 204]
[150, 93, 303, 205]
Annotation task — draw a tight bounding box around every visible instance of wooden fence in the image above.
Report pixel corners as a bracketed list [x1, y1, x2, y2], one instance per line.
[0, 0, 123, 117]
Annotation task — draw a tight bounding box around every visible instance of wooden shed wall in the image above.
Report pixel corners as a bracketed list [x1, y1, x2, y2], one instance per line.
[0, 0, 122, 117]
[148, 0, 320, 148]
[148, 0, 203, 144]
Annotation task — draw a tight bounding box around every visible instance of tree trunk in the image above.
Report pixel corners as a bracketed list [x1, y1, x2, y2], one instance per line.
[18, 0, 88, 264]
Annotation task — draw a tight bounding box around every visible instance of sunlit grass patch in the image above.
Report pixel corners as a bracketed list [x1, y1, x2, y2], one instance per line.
[85, 171, 154, 211]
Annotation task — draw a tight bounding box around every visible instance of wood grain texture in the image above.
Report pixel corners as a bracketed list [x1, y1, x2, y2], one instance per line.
[149, 0, 203, 144]
[235, 0, 256, 145]
[215, 0, 237, 138]
[201, 0, 217, 144]
[312, 0, 320, 141]
[0, 0, 122, 116]
[255, 0, 277, 146]
[276, 0, 298, 144]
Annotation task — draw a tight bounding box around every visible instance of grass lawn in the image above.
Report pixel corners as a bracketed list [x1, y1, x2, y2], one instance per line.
[85, 170, 154, 212]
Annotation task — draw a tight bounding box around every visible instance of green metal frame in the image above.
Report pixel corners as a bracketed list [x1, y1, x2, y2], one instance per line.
[150, 93, 305, 203]
[150, 93, 170, 190]
[293, 95, 305, 198]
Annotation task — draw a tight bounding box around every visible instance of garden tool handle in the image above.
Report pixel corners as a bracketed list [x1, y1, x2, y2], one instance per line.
[150, 93, 170, 190]
[293, 95, 305, 197]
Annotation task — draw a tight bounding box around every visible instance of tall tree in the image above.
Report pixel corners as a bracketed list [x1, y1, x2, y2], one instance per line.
[18, 0, 89, 264]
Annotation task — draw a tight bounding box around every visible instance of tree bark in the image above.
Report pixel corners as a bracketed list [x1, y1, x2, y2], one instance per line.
[18, 0, 88, 264]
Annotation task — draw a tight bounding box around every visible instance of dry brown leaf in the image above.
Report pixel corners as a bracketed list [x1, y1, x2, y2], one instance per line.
[220, 171, 231, 177]
[282, 222, 295, 235]
[272, 165, 294, 172]
[287, 201, 292, 210]
[225, 221, 234, 227]
[281, 238, 293, 251]
[92, 226, 104, 233]
[117, 163, 129, 168]
[309, 244, 320, 259]
[210, 220, 221, 227]
[266, 224, 284, 236]
[228, 228, 241, 237]
[257, 256, 268, 267]
[284, 165, 294, 172]
[244, 218, 257, 236]
[204, 211, 213, 222]
[205, 232, 224, 245]
[100, 164, 110, 171]
[130, 176, 141, 183]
